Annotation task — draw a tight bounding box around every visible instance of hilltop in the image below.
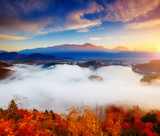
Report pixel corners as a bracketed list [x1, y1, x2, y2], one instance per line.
[0, 62, 12, 80]
[112, 46, 130, 51]
[133, 60, 160, 74]
[0, 52, 68, 61]
[133, 60, 160, 83]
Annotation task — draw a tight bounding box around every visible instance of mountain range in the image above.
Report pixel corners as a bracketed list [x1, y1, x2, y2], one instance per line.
[1, 50, 160, 61]
[19, 43, 130, 54]
[1, 43, 160, 61]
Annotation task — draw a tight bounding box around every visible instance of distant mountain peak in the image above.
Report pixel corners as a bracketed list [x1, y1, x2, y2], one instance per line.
[113, 46, 130, 51]
[82, 43, 106, 50]
[83, 43, 94, 47]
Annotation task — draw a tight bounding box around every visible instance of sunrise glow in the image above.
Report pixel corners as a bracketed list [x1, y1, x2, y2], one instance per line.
[0, 0, 159, 51]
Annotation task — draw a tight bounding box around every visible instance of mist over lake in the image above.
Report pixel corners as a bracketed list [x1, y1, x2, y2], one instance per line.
[0, 64, 160, 113]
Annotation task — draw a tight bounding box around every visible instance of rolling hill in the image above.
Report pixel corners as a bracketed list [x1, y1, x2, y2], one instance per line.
[0, 52, 65, 61]
[133, 60, 160, 74]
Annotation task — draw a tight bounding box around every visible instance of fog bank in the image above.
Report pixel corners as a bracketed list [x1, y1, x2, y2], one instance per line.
[0, 64, 160, 113]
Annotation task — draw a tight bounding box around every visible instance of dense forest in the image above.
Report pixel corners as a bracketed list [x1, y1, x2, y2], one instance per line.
[0, 99, 160, 136]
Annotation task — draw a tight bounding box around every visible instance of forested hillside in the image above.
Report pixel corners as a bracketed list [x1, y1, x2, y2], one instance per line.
[0, 100, 160, 136]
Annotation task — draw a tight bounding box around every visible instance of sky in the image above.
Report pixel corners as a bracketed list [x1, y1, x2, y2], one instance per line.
[0, 0, 160, 51]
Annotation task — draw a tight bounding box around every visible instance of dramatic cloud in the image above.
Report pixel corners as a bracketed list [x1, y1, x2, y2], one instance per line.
[84, 2, 104, 14]
[0, 0, 160, 37]
[126, 19, 160, 29]
[66, 11, 101, 30]
[0, 1, 103, 36]
[104, 0, 160, 22]
[1, 64, 160, 113]
[0, 34, 28, 40]
[66, 2, 102, 30]
[0, 0, 51, 16]
[89, 37, 101, 40]
[16, 0, 51, 13]
[0, 17, 53, 35]
[0, 0, 55, 36]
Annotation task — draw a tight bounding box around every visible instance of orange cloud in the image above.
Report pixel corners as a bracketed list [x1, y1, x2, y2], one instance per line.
[0, 17, 52, 35]
[0, 34, 28, 40]
[89, 37, 101, 40]
[104, 0, 160, 22]
[85, 2, 104, 14]
[126, 19, 160, 29]
[104, 37, 114, 40]
[66, 2, 102, 30]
